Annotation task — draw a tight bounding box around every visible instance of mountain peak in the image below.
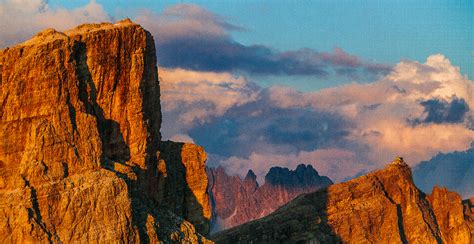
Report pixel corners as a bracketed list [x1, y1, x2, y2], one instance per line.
[14, 19, 140, 48]
[244, 169, 257, 182]
[265, 164, 332, 188]
[391, 156, 407, 166]
[117, 17, 134, 25]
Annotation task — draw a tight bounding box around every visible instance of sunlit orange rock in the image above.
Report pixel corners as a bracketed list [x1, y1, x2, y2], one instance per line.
[0, 19, 211, 243]
[463, 197, 474, 241]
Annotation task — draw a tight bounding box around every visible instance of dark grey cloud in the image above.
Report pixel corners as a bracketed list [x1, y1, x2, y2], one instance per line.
[410, 97, 469, 125]
[156, 37, 391, 78]
[187, 92, 352, 158]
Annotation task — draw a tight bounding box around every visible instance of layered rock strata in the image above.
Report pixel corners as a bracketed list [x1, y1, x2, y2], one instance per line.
[212, 159, 472, 243]
[0, 20, 211, 243]
[207, 164, 332, 231]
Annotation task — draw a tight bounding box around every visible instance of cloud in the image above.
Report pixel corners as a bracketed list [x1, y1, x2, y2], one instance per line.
[187, 101, 352, 159]
[160, 55, 474, 183]
[0, 0, 111, 48]
[159, 68, 260, 139]
[410, 97, 469, 125]
[135, 3, 241, 43]
[169, 134, 195, 144]
[136, 4, 391, 79]
[218, 148, 367, 183]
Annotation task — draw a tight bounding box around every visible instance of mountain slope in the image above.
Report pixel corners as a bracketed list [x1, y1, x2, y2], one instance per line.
[0, 20, 211, 242]
[212, 158, 472, 243]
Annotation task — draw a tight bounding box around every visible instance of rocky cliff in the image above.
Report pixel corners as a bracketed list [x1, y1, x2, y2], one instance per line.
[464, 197, 474, 240]
[0, 20, 211, 243]
[212, 158, 472, 243]
[207, 164, 332, 232]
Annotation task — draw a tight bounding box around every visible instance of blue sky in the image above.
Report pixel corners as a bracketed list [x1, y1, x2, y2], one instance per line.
[50, 0, 473, 91]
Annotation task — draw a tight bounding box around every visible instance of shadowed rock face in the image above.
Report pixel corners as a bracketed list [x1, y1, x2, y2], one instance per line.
[265, 164, 333, 188]
[207, 164, 332, 232]
[0, 20, 211, 243]
[212, 159, 472, 243]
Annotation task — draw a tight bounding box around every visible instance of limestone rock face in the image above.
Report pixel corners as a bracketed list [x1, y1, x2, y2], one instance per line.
[207, 164, 332, 232]
[428, 186, 471, 243]
[463, 198, 474, 241]
[212, 159, 472, 243]
[0, 20, 211, 243]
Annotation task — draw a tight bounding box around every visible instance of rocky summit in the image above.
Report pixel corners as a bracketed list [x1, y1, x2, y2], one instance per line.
[0, 20, 211, 243]
[207, 164, 332, 232]
[212, 159, 473, 243]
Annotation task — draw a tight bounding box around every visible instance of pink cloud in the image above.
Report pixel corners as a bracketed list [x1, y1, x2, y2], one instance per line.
[159, 68, 260, 125]
[218, 148, 367, 183]
[135, 4, 242, 43]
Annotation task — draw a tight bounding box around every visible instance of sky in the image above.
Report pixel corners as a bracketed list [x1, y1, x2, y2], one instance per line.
[1, 0, 473, 196]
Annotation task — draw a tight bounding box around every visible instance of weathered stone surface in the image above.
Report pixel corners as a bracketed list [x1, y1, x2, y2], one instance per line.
[428, 186, 471, 243]
[463, 197, 474, 242]
[212, 159, 472, 243]
[158, 141, 212, 233]
[207, 164, 332, 232]
[0, 20, 211, 243]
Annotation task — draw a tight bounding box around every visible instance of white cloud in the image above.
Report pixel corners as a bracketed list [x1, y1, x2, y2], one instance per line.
[0, 0, 111, 48]
[135, 3, 240, 43]
[160, 67, 260, 125]
[218, 148, 365, 183]
[169, 134, 195, 143]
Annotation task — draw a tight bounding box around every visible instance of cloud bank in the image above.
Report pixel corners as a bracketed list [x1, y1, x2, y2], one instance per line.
[160, 54, 474, 183]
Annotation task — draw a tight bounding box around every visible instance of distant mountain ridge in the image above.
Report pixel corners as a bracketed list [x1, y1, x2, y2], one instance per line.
[265, 164, 333, 188]
[207, 164, 332, 232]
